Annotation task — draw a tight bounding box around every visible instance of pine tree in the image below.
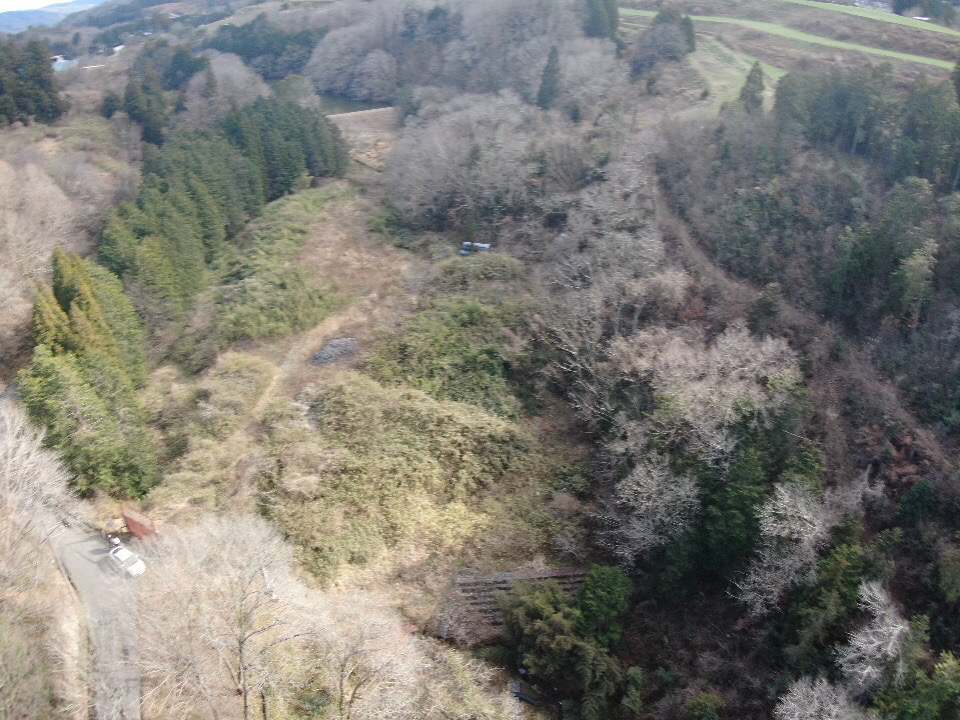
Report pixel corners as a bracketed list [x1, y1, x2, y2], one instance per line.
[222, 99, 347, 200]
[893, 0, 913, 15]
[537, 46, 561, 110]
[19, 345, 157, 497]
[952, 58, 960, 106]
[48, 251, 148, 384]
[739, 61, 765, 115]
[98, 211, 139, 275]
[184, 174, 227, 260]
[26, 251, 155, 496]
[68, 303, 121, 370]
[602, 0, 619, 39]
[31, 284, 75, 353]
[702, 447, 768, 574]
[101, 91, 121, 119]
[16, 39, 68, 123]
[52, 250, 114, 343]
[201, 65, 217, 100]
[585, 0, 615, 39]
[86, 264, 148, 385]
[682, 15, 696, 51]
[124, 73, 167, 145]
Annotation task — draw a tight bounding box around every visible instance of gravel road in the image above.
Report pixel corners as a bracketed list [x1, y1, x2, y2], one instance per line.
[52, 525, 141, 720]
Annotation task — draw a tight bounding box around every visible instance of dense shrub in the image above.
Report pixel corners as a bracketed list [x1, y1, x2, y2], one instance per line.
[500, 579, 623, 719]
[366, 299, 522, 416]
[262, 371, 534, 578]
[214, 190, 332, 343]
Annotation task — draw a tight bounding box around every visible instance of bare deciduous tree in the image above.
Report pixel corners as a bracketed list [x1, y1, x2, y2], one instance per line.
[555, 38, 626, 122]
[0, 122, 137, 364]
[737, 482, 834, 614]
[310, 592, 421, 720]
[349, 49, 399, 104]
[306, 0, 601, 104]
[0, 399, 74, 537]
[838, 581, 911, 696]
[530, 141, 670, 427]
[774, 677, 875, 720]
[130, 515, 520, 720]
[386, 92, 548, 229]
[609, 326, 800, 463]
[0, 400, 77, 720]
[738, 477, 869, 615]
[602, 454, 699, 563]
[130, 516, 312, 720]
[175, 52, 272, 130]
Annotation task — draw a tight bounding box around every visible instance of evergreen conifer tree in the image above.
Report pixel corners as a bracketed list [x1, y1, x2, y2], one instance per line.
[31, 285, 75, 353]
[739, 61, 765, 115]
[585, 0, 613, 39]
[952, 58, 960, 106]
[682, 15, 696, 51]
[537, 46, 561, 110]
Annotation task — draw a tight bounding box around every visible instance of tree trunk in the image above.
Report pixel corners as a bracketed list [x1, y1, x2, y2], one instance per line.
[239, 642, 249, 720]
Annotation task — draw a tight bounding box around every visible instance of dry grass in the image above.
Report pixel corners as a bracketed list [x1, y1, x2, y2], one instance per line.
[143, 180, 428, 520]
[329, 107, 399, 172]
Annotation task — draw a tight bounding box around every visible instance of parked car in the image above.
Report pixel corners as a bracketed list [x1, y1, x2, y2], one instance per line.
[106, 541, 146, 578]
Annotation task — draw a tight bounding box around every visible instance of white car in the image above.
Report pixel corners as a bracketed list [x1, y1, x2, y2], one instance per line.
[107, 543, 147, 578]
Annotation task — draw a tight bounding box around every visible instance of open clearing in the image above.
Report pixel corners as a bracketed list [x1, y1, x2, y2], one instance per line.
[688, 35, 785, 107]
[621, 8, 954, 69]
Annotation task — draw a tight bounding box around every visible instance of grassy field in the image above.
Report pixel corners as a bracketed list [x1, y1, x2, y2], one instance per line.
[781, 0, 960, 36]
[690, 35, 786, 104]
[620, 8, 954, 69]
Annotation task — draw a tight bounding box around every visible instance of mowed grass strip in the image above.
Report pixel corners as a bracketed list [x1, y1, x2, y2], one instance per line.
[781, 0, 960, 37]
[620, 8, 955, 69]
[694, 35, 787, 85]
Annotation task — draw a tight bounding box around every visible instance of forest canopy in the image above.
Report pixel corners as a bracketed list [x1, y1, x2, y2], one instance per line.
[8, 2, 960, 720]
[0, 38, 67, 125]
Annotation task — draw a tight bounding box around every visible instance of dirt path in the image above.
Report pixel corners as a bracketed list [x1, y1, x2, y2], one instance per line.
[53, 526, 140, 720]
[217, 176, 427, 503]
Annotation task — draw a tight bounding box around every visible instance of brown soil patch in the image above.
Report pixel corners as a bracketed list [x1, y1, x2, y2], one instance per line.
[329, 107, 399, 171]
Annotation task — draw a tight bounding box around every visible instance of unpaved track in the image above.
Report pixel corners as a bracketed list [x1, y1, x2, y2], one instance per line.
[53, 525, 140, 720]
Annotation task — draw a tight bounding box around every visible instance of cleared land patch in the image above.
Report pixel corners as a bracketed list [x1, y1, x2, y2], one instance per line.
[781, 0, 960, 35]
[688, 35, 785, 108]
[621, 8, 954, 69]
[329, 107, 399, 171]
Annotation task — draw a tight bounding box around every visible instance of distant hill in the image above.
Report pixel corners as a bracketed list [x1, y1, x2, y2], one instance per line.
[0, 0, 107, 32]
